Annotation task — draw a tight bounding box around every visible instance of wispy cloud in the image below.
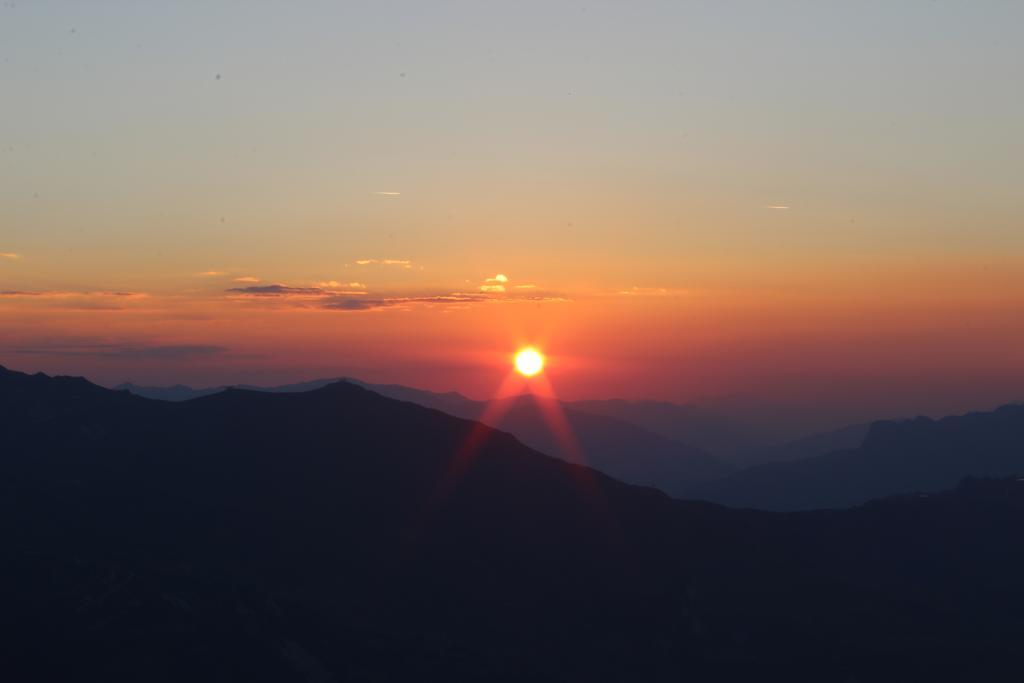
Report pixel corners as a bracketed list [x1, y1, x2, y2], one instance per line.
[0, 290, 150, 310]
[320, 293, 489, 312]
[197, 270, 226, 277]
[11, 340, 227, 360]
[354, 259, 412, 268]
[0, 290, 148, 300]
[233, 276, 260, 283]
[223, 278, 567, 313]
[319, 291, 569, 312]
[318, 280, 367, 290]
[226, 284, 326, 297]
[373, 191, 401, 196]
[0, 252, 21, 260]
[479, 273, 510, 292]
[616, 286, 676, 296]
[320, 298, 391, 311]
[765, 205, 790, 210]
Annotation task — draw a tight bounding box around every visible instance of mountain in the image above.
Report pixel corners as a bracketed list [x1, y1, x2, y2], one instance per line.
[566, 398, 769, 455]
[117, 378, 733, 493]
[113, 381, 224, 401]
[691, 404, 1024, 510]
[113, 378, 1024, 511]
[117, 379, 870, 466]
[6, 364, 1024, 680]
[113, 378, 343, 401]
[357, 386, 731, 491]
[729, 421, 872, 467]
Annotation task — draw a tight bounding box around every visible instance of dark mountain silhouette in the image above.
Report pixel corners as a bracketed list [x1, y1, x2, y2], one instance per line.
[117, 377, 733, 493]
[116, 379, 867, 466]
[691, 404, 1024, 510]
[113, 378, 343, 401]
[114, 378, 1024, 511]
[114, 381, 224, 401]
[6, 364, 1024, 680]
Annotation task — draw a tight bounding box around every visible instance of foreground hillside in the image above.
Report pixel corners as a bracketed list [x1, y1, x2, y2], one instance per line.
[3, 365, 1024, 681]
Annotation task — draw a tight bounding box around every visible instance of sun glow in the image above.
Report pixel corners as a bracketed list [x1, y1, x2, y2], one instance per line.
[514, 348, 545, 377]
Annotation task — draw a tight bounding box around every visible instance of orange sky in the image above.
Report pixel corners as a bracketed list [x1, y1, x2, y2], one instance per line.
[2, 3, 1023, 424]
[3, 254, 1023, 424]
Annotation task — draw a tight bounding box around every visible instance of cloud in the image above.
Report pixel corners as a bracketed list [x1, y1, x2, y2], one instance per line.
[11, 341, 227, 360]
[222, 280, 567, 313]
[0, 290, 151, 310]
[354, 259, 412, 268]
[320, 293, 488, 312]
[765, 205, 790, 210]
[233, 276, 260, 283]
[616, 286, 687, 296]
[318, 280, 367, 290]
[0, 290, 148, 300]
[197, 270, 226, 276]
[320, 298, 389, 311]
[514, 284, 537, 290]
[226, 284, 326, 296]
[0, 252, 21, 260]
[479, 273, 510, 292]
[373, 191, 401, 196]
[317, 291, 568, 312]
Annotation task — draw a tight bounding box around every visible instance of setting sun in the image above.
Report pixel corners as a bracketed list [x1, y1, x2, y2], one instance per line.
[514, 348, 545, 377]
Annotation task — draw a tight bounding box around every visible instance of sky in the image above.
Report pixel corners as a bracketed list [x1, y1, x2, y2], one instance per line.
[2, 1, 1023, 424]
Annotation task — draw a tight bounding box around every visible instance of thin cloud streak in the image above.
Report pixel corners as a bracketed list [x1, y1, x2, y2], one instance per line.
[616, 286, 685, 296]
[0, 290, 148, 299]
[226, 284, 326, 296]
[318, 281, 367, 290]
[0, 290, 151, 311]
[223, 280, 568, 312]
[10, 340, 227, 360]
[354, 259, 412, 268]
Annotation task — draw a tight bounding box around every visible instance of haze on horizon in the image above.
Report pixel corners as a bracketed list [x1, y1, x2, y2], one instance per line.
[2, 1, 1023, 424]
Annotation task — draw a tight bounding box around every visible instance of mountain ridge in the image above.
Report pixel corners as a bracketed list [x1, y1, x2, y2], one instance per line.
[691, 402, 1024, 510]
[114, 375, 733, 494]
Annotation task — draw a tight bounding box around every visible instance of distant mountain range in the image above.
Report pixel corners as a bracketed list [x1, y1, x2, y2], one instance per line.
[6, 364, 1024, 681]
[117, 379, 735, 493]
[115, 379, 830, 460]
[115, 378, 1024, 511]
[690, 405, 1024, 510]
